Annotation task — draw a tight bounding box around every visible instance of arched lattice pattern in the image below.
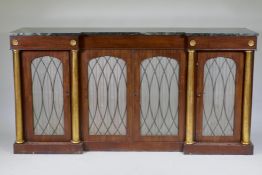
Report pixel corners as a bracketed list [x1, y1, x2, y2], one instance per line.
[202, 57, 236, 136]
[31, 56, 64, 135]
[88, 56, 127, 135]
[140, 56, 179, 136]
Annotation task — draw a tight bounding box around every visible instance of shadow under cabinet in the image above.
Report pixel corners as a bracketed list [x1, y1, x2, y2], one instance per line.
[9, 28, 258, 154]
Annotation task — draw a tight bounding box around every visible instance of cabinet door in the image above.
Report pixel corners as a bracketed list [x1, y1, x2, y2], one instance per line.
[22, 51, 71, 142]
[196, 52, 244, 142]
[80, 50, 132, 142]
[134, 50, 186, 142]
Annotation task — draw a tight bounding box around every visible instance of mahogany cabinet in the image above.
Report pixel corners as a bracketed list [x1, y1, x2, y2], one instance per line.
[10, 28, 258, 154]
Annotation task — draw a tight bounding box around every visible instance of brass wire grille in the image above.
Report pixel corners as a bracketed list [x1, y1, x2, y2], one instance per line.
[31, 56, 64, 135]
[202, 57, 236, 136]
[88, 56, 127, 135]
[140, 56, 179, 136]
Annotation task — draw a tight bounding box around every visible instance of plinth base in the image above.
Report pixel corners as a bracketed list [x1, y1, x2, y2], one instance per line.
[183, 142, 253, 155]
[14, 142, 83, 154]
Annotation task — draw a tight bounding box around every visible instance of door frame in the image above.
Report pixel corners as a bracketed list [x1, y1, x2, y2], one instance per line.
[133, 49, 186, 142]
[195, 51, 244, 142]
[80, 49, 133, 143]
[22, 51, 71, 142]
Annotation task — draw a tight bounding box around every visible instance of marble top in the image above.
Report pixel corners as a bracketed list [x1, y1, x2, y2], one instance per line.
[10, 28, 258, 36]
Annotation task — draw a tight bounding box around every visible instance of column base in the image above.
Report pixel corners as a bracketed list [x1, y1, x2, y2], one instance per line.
[14, 142, 83, 154]
[183, 142, 253, 155]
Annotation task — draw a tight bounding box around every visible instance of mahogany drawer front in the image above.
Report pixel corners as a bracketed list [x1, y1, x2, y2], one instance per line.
[80, 35, 185, 49]
[187, 36, 257, 50]
[10, 36, 79, 50]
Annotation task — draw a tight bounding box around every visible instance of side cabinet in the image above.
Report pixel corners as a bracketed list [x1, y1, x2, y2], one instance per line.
[10, 29, 258, 154]
[183, 36, 256, 154]
[11, 36, 83, 153]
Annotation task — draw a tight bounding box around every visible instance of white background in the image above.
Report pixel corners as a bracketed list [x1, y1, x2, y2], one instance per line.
[0, 0, 262, 174]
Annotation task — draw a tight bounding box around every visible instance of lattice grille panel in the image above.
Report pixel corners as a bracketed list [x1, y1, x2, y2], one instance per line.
[31, 56, 64, 135]
[140, 56, 179, 136]
[88, 56, 127, 135]
[202, 57, 236, 136]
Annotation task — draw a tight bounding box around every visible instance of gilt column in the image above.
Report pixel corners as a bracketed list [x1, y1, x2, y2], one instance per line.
[242, 50, 254, 145]
[13, 48, 24, 144]
[185, 48, 195, 144]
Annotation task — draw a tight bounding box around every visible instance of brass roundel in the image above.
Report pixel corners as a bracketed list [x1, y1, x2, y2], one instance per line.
[70, 40, 77, 46]
[248, 40, 255, 47]
[189, 40, 196, 47]
[12, 39, 19, 46]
